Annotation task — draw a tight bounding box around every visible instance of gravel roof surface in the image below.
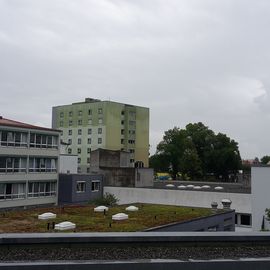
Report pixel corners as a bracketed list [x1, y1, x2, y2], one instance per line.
[1, 245, 270, 261]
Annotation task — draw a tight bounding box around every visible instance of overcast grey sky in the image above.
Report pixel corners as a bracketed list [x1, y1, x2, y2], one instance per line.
[0, 0, 270, 159]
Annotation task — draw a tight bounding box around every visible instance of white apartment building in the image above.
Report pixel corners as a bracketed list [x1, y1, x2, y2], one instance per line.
[0, 116, 60, 209]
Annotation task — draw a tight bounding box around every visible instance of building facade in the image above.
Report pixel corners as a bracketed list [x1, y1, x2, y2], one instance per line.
[58, 173, 103, 205]
[52, 98, 149, 173]
[90, 148, 153, 187]
[0, 116, 60, 210]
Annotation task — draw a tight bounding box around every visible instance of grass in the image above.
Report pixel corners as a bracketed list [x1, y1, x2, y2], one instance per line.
[0, 204, 214, 233]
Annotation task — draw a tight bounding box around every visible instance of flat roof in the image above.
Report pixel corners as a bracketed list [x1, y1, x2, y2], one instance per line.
[0, 116, 60, 133]
[53, 98, 149, 110]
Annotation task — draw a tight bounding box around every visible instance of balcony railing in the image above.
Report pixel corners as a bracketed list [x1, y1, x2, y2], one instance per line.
[0, 168, 27, 173]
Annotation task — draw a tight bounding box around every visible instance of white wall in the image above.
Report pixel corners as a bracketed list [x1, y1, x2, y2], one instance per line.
[251, 167, 270, 231]
[104, 186, 251, 214]
[59, 155, 78, 174]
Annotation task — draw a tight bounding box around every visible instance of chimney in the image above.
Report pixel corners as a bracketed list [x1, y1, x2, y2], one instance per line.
[211, 201, 218, 212]
[221, 199, 232, 210]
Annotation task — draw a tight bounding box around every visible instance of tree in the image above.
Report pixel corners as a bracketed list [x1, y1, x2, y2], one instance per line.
[156, 127, 191, 178]
[261, 156, 270, 165]
[185, 122, 215, 175]
[149, 154, 170, 173]
[152, 123, 242, 181]
[180, 148, 203, 179]
[209, 133, 242, 180]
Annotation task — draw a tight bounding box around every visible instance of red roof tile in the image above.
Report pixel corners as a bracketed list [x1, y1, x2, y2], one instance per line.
[0, 116, 60, 132]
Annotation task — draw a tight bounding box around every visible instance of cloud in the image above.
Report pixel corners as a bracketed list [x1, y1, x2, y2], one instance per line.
[1, 0, 270, 158]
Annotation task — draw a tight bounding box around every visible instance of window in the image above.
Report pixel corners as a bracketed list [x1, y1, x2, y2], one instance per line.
[98, 108, 103, 114]
[240, 214, 251, 226]
[78, 119, 82, 125]
[98, 128, 102, 134]
[129, 111, 136, 119]
[78, 158, 81, 164]
[121, 139, 124, 144]
[60, 112, 64, 118]
[88, 109, 92, 115]
[77, 148, 81, 154]
[128, 139, 135, 144]
[121, 120, 124, 125]
[60, 121, 63, 127]
[76, 181, 86, 193]
[26, 133, 59, 149]
[0, 131, 27, 147]
[68, 138, 72, 144]
[130, 159, 134, 163]
[68, 130, 72, 135]
[28, 181, 56, 198]
[88, 119, 92, 125]
[87, 157, 90, 164]
[121, 111, 125, 115]
[68, 148, 72, 154]
[129, 120, 136, 126]
[78, 138, 81, 144]
[98, 138, 102, 144]
[88, 138, 91, 144]
[129, 130, 135, 135]
[69, 111, 73, 117]
[0, 157, 27, 173]
[121, 129, 124, 135]
[78, 129, 82, 135]
[91, 181, 100, 192]
[69, 120, 73, 126]
[29, 158, 57, 173]
[0, 183, 25, 200]
[87, 148, 91, 153]
[129, 149, 135, 153]
[78, 110, 82, 116]
[88, 128, 92, 134]
[98, 118, 103, 124]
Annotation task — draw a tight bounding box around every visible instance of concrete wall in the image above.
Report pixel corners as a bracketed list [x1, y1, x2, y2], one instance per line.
[251, 166, 270, 231]
[59, 155, 78, 174]
[104, 187, 251, 214]
[101, 168, 135, 187]
[135, 168, 153, 187]
[90, 148, 131, 168]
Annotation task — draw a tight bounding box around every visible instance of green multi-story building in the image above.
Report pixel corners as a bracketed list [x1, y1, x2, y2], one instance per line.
[52, 98, 149, 173]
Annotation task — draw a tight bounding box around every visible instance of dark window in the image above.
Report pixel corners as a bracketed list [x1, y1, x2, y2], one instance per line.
[240, 214, 251, 226]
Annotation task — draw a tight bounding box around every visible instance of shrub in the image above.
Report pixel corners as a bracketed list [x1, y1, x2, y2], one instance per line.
[93, 192, 119, 206]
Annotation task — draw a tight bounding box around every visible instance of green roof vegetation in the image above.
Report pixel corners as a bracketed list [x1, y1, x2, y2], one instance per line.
[0, 204, 214, 233]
